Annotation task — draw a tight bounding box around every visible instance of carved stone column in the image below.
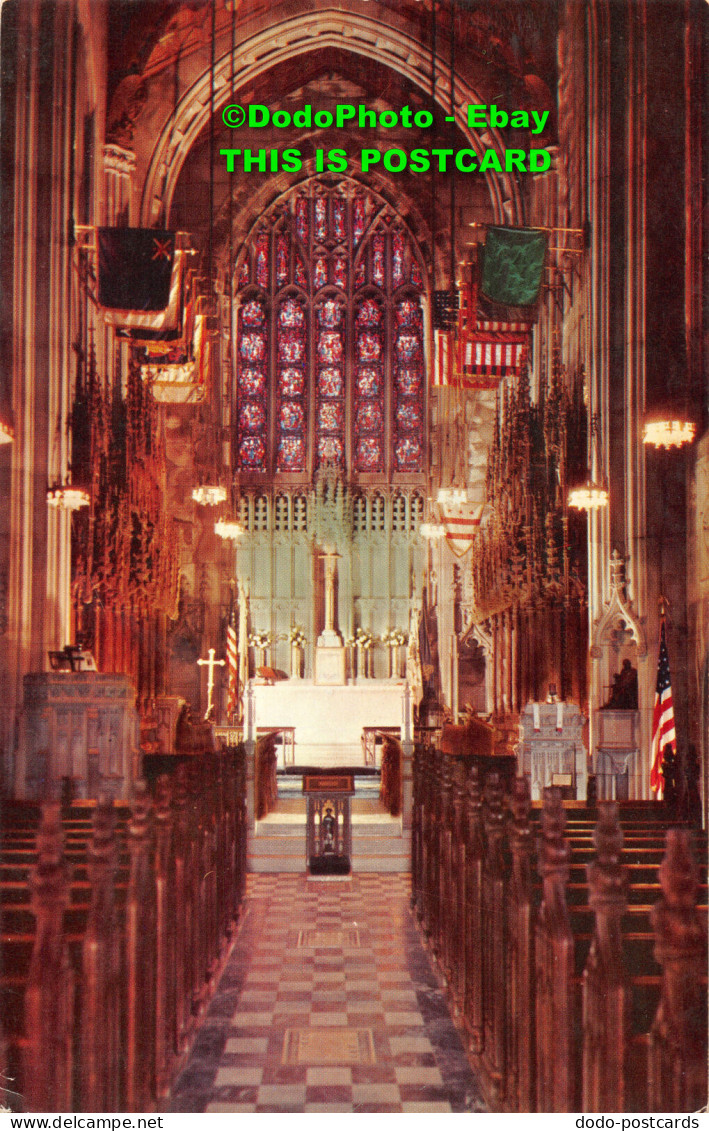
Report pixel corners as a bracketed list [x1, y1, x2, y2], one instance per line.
[103, 145, 136, 226]
[315, 551, 345, 685]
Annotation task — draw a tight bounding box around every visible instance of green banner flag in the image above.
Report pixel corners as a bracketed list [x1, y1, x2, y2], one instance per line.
[481, 226, 547, 306]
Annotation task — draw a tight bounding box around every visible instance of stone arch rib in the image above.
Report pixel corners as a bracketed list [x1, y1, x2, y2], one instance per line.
[139, 9, 525, 228]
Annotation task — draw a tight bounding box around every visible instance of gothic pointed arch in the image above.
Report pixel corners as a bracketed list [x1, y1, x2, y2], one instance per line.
[137, 9, 526, 229]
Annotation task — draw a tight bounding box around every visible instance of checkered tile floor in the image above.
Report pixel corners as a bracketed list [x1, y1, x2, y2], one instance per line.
[168, 874, 487, 1113]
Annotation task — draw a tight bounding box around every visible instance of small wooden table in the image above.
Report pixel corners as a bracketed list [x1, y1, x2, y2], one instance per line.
[303, 773, 355, 876]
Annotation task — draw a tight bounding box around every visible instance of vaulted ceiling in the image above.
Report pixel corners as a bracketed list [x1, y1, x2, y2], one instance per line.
[103, 0, 558, 288]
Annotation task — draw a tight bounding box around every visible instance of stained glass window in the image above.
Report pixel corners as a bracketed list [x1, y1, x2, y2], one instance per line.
[235, 182, 425, 477]
[353, 298, 384, 472]
[236, 297, 267, 471]
[276, 234, 289, 287]
[314, 195, 327, 242]
[393, 298, 424, 472]
[255, 231, 269, 288]
[277, 298, 306, 471]
[333, 199, 346, 241]
[315, 298, 345, 468]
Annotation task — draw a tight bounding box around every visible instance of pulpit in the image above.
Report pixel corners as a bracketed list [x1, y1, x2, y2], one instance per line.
[303, 773, 355, 875]
[517, 701, 587, 801]
[594, 709, 641, 798]
[18, 672, 140, 799]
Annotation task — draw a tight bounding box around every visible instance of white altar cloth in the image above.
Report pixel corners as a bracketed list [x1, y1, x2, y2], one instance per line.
[248, 679, 407, 767]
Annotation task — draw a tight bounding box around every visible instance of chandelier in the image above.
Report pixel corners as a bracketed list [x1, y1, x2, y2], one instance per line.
[568, 413, 609, 511]
[642, 418, 696, 450]
[214, 518, 243, 540]
[437, 487, 469, 508]
[567, 482, 609, 511]
[420, 522, 446, 539]
[192, 483, 227, 506]
[47, 484, 90, 511]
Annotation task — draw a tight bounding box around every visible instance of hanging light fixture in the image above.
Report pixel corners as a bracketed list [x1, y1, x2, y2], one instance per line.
[215, 517, 243, 540]
[420, 522, 446, 539]
[47, 483, 90, 511]
[567, 412, 609, 511]
[437, 486, 469, 508]
[567, 482, 609, 511]
[642, 416, 696, 450]
[643, 352, 697, 449]
[192, 483, 227, 506]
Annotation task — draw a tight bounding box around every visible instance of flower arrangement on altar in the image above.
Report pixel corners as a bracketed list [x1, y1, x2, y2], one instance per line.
[288, 626, 306, 647]
[354, 628, 374, 650]
[381, 628, 409, 647]
[248, 630, 271, 650]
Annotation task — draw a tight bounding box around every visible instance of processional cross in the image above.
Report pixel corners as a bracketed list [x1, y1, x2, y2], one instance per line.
[197, 647, 225, 720]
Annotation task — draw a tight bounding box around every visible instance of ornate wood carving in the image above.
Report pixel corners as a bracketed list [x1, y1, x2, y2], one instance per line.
[590, 550, 647, 659]
[481, 771, 508, 1102]
[71, 346, 180, 702]
[80, 799, 120, 1111]
[464, 761, 485, 1054]
[535, 786, 575, 1112]
[409, 739, 708, 1115]
[125, 783, 156, 1111]
[23, 804, 75, 1112]
[471, 362, 588, 707]
[506, 776, 534, 1112]
[3, 750, 249, 1112]
[582, 802, 630, 1112]
[649, 830, 708, 1112]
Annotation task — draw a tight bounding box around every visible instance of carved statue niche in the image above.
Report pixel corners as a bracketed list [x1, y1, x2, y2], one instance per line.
[591, 550, 647, 706]
[458, 622, 492, 716]
[458, 636, 488, 715]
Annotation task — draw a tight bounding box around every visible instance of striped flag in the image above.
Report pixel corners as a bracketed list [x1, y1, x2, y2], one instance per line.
[440, 502, 486, 557]
[237, 581, 250, 724]
[454, 268, 532, 387]
[649, 620, 676, 796]
[460, 322, 530, 386]
[226, 612, 238, 718]
[433, 328, 455, 387]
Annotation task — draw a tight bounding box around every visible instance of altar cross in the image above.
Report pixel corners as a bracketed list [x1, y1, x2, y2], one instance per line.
[197, 647, 225, 720]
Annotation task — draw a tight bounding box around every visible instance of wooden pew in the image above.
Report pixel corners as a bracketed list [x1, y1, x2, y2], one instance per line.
[410, 747, 708, 1113]
[0, 745, 248, 1113]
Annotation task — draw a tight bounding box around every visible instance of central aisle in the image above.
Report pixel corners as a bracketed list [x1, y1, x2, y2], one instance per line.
[168, 874, 488, 1113]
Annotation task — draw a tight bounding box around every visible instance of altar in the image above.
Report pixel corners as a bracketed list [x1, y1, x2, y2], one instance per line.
[516, 701, 587, 801]
[246, 679, 410, 768]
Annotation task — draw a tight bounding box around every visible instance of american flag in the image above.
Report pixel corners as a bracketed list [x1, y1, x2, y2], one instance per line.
[459, 321, 530, 386]
[649, 620, 676, 795]
[226, 611, 238, 718]
[433, 328, 455, 387]
[452, 271, 532, 388]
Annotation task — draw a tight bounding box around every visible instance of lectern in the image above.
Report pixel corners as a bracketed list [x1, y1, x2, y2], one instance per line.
[303, 773, 355, 876]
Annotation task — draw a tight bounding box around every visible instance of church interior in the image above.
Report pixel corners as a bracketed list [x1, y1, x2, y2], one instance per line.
[0, 0, 707, 1115]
